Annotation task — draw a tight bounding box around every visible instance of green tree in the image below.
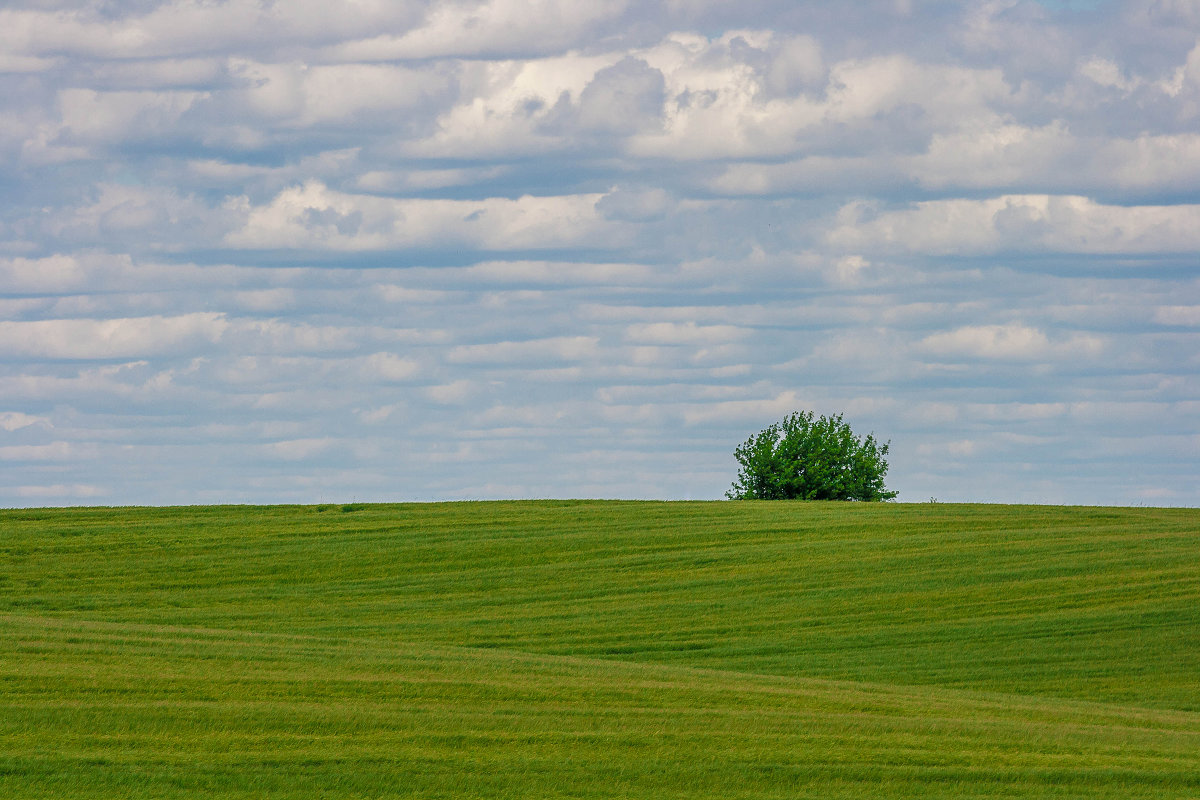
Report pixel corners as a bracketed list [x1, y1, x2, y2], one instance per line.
[727, 411, 897, 501]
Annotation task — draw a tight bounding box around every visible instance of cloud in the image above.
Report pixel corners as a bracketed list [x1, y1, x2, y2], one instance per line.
[403, 52, 619, 157]
[390, 34, 1007, 162]
[27, 184, 225, 249]
[262, 437, 337, 461]
[455, 260, 658, 286]
[447, 336, 599, 364]
[5, 483, 106, 499]
[920, 323, 1105, 361]
[0, 411, 50, 432]
[575, 56, 666, 135]
[827, 195, 1200, 254]
[679, 391, 807, 425]
[224, 181, 617, 251]
[56, 88, 204, 146]
[1154, 305, 1200, 326]
[0, 313, 227, 359]
[355, 166, 511, 193]
[361, 352, 421, 382]
[0, 441, 92, 461]
[425, 379, 477, 404]
[221, 60, 453, 129]
[0, 2, 426, 61]
[325, 0, 630, 60]
[0, 313, 373, 360]
[711, 128, 1200, 197]
[623, 321, 749, 345]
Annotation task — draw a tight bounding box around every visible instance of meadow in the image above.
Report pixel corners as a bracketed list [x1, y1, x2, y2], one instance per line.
[2, 500, 1198, 798]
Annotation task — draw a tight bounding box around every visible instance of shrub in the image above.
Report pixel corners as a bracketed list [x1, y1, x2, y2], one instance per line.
[727, 411, 897, 501]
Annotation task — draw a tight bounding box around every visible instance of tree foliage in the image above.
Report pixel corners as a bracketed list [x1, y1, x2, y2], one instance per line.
[727, 411, 897, 501]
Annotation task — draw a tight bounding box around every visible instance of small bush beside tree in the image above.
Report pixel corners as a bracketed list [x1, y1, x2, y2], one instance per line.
[727, 411, 897, 501]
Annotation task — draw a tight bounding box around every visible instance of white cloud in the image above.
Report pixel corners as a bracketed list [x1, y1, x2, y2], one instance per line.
[0, 314, 373, 360]
[0, 51, 59, 72]
[0, 2, 425, 61]
[576, 57, 666, 135]
[6, 483, 106, 499]
[457, 260, 657, 286]
[447, 336, 599, 364]
[396, 35, 1017, 162]
[629, 47, 1012, 160]
[0, 254, 92, 293]
[85, 57, 228, 90]
[233, 289, 296, 312]
[679, 391, 806, 425]
[0, 412, 50, 432]
[34, 184, 221, 247]
[920, 323, 1105, 361]
[406, 53, 618, 157]
[325, 0, 629, 60]
[1078, 56, 1141, 92]
[0, 441, 92, 461]
[828, 195, 1200, 255]
[0, 313, 227, 359]
[623, 321, 749, 345]
[358, 404, 401, 424]
[915, 438, 979, 458]
[262, 437, 337, 461]
[713, 128, 1200, 197]
[355, 166, 510, 193]
[361, 352, 421, 381]
[224, 181, 616, 251]
[225, 60, 452, 127]
[57, 88, 205, 145]
[913, 127, 1200, 194]
[1154, 306, 1200, 326]
[1158, 41, 1200, 99]
[425, 379, 477, 404]
[627, 33, 826, 159]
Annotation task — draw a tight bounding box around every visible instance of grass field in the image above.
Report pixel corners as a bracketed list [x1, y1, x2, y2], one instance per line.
[2, 500, 1198, 797]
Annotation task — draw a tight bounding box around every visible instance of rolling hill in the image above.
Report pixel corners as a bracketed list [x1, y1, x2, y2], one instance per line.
[2, 501, 1198, 797]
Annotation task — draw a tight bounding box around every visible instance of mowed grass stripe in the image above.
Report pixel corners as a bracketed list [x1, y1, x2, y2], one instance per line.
[3, 613, 1199, 799]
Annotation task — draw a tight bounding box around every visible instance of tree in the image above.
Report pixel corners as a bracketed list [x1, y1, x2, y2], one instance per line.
[727, 411, 897, 501]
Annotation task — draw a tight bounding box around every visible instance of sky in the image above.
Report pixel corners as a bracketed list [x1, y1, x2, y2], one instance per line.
[1, 0, 1198, 507]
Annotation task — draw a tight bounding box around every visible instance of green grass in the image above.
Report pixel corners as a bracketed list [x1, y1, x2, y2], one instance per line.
[2, 500, 1198, 797]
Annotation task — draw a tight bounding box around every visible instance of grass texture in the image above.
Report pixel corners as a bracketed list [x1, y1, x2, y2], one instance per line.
[2, 500, 1198, 797]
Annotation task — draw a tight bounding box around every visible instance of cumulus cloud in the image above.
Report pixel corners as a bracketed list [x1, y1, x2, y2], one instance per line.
[575, 56, 666, 135]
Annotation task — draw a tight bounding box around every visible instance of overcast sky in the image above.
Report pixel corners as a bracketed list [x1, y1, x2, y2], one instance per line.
[1, 0, 1197, 506]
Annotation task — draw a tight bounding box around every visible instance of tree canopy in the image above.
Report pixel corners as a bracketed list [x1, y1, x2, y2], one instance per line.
[727, 411, 897, 501]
